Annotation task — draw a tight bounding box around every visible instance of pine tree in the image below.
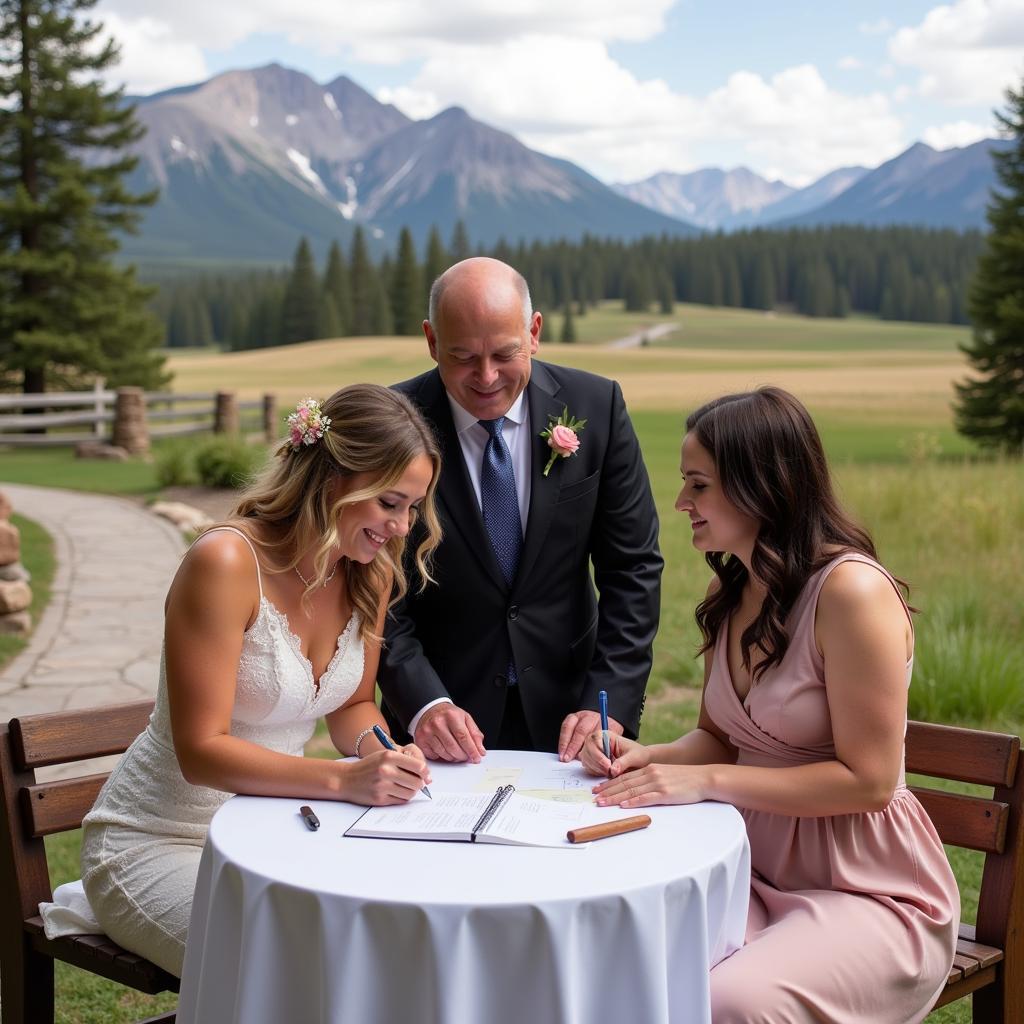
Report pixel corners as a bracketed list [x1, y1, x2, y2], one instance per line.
[319, 293, 342, 339]
[322, 241, 351, 335]
[349, 226, 378, 335]
[955, 79, 1024, 454]
[559, 298, 576, 342]
[751, 252, 776, 311]
[449, 220, 471, 262]
[656, 270, 675, 314]
[390, 227, 423, 335]
[622, 267, 652, 311]
[0, 0, 167, 392]
[423, 225, 448, 309]
[281, 237, 320, 344]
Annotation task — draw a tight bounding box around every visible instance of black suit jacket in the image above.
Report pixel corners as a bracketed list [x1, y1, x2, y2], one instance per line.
[379, 359, 663, 752]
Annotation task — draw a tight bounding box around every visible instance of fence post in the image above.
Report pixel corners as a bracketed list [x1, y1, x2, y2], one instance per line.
[214, 392, 239, 434]
[92, 377, 105, 439]
[262, 394, 277, 443]
[111, 387, 149, 455]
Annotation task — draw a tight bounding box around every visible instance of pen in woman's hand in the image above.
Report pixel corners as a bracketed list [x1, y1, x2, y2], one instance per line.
[371, 724, 433, 799]
[598, 690, 611, 763]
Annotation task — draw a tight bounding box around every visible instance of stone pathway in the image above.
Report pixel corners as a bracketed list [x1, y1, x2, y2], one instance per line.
[606, 321, 678, 349]
[0, 483, 185, 721]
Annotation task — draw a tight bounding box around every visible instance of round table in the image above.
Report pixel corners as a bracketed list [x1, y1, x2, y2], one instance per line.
[177, 751, 750, 1024]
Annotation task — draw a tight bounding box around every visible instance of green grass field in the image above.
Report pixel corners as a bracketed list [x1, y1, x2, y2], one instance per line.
[2, 302, 1015, 1023]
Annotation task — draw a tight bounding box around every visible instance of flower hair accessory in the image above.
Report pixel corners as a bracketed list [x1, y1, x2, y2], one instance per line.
[540, 406, 586, 477]
[287, 397, 331, 451]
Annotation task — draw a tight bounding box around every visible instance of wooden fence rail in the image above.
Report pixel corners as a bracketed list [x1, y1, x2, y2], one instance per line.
[0, 382, 276, 452]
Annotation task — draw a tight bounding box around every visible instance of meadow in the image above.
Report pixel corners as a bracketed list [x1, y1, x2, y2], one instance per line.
[2, 301, 1019, 1022]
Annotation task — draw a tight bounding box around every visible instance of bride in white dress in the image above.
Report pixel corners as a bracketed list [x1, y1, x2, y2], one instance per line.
[81, 384, 442, 976]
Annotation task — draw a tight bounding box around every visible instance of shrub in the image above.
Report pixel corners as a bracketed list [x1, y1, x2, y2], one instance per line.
[193, 436, 266, 489]
[154, 440, 196, 487]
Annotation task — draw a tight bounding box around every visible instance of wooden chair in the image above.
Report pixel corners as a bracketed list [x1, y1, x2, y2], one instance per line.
[0, 700, 178, 1023]
[908, 720, 1023, 1022]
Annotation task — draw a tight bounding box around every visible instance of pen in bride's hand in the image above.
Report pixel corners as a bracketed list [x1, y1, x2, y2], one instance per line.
[371, 724, 433, 799]
[599, 690, 611, 762]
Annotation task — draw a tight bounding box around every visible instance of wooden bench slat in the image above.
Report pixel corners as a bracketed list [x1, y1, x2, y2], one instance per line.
[932, 964, 1001, 1009]
[955, 933, 1005, 969]
[25, 917, 179, 995]
[11, 700, 153, 769]
[20, 774, 110, 838]
[951, 952, 979, 977]
[908, 787, 1008, 854]
[906, 720, 1020, 788]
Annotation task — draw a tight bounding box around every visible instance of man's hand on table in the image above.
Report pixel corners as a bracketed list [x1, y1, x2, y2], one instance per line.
[558, 709, 623, 762]
[414, 703, 487, 763]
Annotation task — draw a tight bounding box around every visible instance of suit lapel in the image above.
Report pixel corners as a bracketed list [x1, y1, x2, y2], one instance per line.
[516, 364, 566, 587]
[419, 371, 507, 590]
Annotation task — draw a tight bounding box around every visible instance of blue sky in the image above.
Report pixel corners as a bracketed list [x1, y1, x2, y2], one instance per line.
[97, 0, 1024, 186]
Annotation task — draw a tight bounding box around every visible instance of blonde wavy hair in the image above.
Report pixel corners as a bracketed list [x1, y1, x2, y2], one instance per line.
[225, 383, 442, 643]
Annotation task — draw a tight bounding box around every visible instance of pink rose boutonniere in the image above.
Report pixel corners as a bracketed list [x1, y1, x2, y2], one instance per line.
[540, 406, 587, 477]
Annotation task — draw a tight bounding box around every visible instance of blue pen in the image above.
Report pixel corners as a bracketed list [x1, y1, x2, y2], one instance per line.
[598, 690, 611, 762]
[371, 724, 432, 799]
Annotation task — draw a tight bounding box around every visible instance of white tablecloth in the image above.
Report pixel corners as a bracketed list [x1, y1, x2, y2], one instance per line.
[177, 751, 750, 1024]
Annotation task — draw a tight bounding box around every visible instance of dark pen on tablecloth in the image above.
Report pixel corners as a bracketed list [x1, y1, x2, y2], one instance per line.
[299, 805, 320, 831]
[372, 724, 433, 799]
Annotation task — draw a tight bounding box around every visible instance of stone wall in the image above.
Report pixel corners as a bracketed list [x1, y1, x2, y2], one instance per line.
[0, 490, 32, 635]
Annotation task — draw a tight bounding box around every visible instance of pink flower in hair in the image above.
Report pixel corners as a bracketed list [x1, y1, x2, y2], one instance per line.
[286, 397, 331, 451]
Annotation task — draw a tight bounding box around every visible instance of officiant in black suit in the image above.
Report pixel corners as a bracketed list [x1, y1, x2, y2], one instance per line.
[379, 257, 663, 761]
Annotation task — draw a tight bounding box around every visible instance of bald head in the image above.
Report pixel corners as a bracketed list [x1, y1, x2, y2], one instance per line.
[423, 257, 542, 421]
[428, 257, 533, 339]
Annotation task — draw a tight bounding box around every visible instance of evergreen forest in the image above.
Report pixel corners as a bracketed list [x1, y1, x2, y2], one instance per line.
[151, 224, 985, 350]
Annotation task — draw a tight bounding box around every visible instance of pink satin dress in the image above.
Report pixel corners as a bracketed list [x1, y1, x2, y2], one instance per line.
[705, 554, 958, 1024]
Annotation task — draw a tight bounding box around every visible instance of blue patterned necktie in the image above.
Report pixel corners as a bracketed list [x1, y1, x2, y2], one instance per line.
[479, 417, 522, 585]
[480, 417, 522, 687]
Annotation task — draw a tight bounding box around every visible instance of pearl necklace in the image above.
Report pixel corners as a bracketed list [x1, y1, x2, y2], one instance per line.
[294, 562, 338, 588]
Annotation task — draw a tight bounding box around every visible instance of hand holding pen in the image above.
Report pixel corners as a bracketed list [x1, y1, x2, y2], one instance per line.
[371, 724, 433, 800]
[599, 690, 611, 762]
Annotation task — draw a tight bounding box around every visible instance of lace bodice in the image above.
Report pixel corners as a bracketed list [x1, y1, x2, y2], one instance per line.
[83, 528, 365, 837]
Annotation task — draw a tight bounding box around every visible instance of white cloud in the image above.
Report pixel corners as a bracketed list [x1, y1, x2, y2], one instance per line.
[700, 66, 905, 186]
[838, 56, 862, 70]
[392, 47, 906, 185]
[100, 13, 208, 94]
[376, 86, 444, 121]
[92, 1, 910, 185]
[923, 119, 993, 148]
[97, 0, 673, 64]
[889, 0, 1024, 104]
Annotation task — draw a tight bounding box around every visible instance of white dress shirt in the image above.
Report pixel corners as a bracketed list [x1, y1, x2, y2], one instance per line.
[407, 390, 532, 737]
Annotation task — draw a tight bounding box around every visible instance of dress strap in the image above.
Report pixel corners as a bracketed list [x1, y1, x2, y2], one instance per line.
[814, 552, 913, 636]
[196, 526, 264, 599]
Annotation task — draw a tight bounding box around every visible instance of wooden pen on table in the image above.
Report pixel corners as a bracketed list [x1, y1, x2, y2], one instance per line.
[566, 815, 652, 844]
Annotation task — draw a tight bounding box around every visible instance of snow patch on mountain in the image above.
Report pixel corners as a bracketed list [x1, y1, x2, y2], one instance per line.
[338, 175, 358, 219]
[323, 93, 342, 121]
[286, 148, 328, 197]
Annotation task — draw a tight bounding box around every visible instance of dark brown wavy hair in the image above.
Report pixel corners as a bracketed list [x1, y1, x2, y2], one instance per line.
[688, 386, 903, 680]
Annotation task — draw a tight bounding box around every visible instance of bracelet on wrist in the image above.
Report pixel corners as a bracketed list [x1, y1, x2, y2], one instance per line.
[353, 726, 375, 758]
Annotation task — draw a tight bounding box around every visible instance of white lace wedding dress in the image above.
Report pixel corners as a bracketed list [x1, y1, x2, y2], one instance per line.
[81, 527, 365, 976]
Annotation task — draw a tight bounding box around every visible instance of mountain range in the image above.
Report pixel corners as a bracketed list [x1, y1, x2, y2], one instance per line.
[117, 63, 1002, 266]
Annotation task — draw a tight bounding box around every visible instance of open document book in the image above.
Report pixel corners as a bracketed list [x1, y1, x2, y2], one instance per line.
[344, 785, 595, 848]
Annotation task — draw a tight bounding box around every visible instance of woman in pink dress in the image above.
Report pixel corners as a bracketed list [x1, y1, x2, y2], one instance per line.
[581, 386, 958, 1023]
